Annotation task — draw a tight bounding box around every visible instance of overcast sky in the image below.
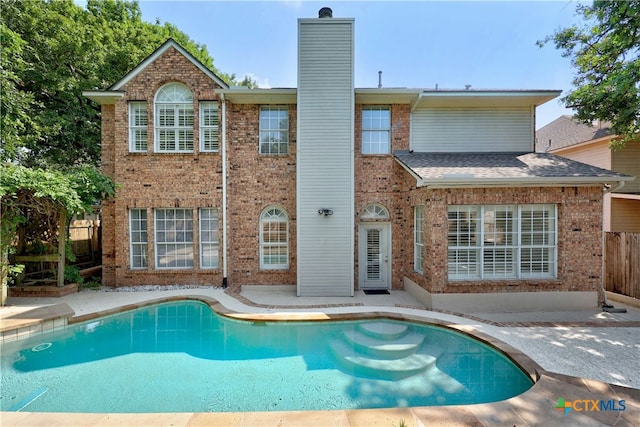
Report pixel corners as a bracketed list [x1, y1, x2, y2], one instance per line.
[136, 0, 588, 128]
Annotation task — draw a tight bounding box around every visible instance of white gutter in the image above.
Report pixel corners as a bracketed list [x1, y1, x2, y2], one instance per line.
[410, 93, 425, 112]
[603, 180, 625, 194]
[417, 176, 633, 189]
[219, 93, 228, 288]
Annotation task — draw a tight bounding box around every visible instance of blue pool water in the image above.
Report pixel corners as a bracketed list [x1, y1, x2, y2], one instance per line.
[0, 301, 533, 413]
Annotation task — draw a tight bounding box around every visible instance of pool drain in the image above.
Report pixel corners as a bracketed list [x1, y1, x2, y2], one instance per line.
[31, 343, 52, 352]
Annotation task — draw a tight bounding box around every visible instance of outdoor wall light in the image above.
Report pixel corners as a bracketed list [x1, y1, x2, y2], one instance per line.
[318, 208, 334, 216]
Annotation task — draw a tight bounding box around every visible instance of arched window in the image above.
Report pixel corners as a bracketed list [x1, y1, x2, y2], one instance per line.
[154, 83, 194, 152]
[361, 203, 390, 220]
[260, 207, 289, 270]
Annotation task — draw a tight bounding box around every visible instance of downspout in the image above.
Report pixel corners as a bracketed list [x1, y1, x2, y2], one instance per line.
[601, 181, 626, 312]
[220, 93, 228, 289]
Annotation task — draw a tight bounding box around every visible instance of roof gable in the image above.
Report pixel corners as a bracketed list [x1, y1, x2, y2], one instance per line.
[109, 38, 229, 90]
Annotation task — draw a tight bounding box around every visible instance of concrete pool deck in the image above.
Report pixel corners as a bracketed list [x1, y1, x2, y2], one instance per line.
[1, 286, 639, 426]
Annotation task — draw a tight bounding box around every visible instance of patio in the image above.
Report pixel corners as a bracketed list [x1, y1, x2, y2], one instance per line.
[1, 286, 638, 426]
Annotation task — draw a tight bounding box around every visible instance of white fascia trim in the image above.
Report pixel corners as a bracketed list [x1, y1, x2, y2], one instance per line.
[393, 157, 423, 182]
[82, 91, 124, 105]
[110, 40, 229, 90]
[216, 88, 297, 104]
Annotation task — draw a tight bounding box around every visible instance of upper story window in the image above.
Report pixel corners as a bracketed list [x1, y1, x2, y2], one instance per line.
[200, 102, 219, 152]
[362, 106, 390, 154]
[155, 83, 194, 152]
[129, 102, 148, 152]
[259, 106, 289, 155]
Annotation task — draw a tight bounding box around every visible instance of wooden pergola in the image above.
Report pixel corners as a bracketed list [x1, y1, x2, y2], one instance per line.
[13, 210, 68, 288]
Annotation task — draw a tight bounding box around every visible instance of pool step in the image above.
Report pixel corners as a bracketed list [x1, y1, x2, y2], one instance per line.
[342, 329, 425, 359]
[328, 338, 437, 380]
[357, 321, 408, 340]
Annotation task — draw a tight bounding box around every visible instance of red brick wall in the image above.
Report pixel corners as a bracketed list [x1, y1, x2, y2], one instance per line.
[400, 185, 604, 296]
[225, 103, 297, 289]
[102, 47, 224, 287]
[354, 104, 410, 289]
[101, 47, 605, 296]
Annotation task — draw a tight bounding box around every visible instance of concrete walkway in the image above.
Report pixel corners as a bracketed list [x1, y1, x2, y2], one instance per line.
[1, 286, 639, 426]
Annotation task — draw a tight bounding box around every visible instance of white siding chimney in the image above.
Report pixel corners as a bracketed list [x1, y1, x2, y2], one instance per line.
[296, 10, 355, 296]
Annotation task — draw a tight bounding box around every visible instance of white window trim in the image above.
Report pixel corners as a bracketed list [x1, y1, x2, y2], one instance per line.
[129, 209, 148, 269]
[362, 106, 391, 155]
[259, 106, 289, 155]
[154, 83, 194, 153]
[259, 206, 289, 270]
[447, 204, 557, 280]
[199, 102, 219, 152]
[199, 208, 219, 269]
[414, 206, 424, 273]
[128, 102, 148, 152]
[362, 203, 390, 220]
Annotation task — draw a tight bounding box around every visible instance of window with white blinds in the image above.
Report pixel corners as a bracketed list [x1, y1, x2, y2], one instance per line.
[154, 83, 194, 152]
[447, 204, 556, 280]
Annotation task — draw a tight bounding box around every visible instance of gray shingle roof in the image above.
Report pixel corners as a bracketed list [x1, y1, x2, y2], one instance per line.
[536, 115, 614, 152]
[394, 151, 631, 187]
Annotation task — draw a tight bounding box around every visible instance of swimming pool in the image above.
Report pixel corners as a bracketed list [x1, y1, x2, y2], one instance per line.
[0, 300, 533, 413]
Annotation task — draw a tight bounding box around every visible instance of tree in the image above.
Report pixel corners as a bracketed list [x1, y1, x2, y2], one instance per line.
[0, 163, 117, 303]
[0, 0, 257, 167]
[539, 1, 640, 149]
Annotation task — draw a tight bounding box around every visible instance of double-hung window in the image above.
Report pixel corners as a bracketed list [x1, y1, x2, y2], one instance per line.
[259, 106, 288, 154]
[129, 102, 148, 152]
[362, 106, 390, 154]
[199, 208, 219, 269]
[200, 102, 219, 152]
[129, 209, 148, 269]
[155, 83, 194, 152]
[260, 207, 288, 269]
[414, 206, 424, 273]
[447, 204, 556, 280]
[155, 208, 194, 269]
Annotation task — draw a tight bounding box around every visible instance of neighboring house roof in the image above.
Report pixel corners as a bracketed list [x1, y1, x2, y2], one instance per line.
[536, 115, 615, 152]
[394, 151, 632, 188]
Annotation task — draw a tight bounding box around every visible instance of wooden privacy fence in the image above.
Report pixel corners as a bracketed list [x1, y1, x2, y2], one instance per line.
[604, 232, 640, 299]
[69, 220, 101, 262]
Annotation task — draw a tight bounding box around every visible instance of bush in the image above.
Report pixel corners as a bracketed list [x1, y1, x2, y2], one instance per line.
[64, 265, 83, 285]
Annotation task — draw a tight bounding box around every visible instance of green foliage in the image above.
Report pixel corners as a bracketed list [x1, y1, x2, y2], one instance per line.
[539, 1, 640, 149]
[1, 0, 255, 168]
[0, 163, 116, 268]
[83, 276, 101, 289]
[64, 265, 83, 285]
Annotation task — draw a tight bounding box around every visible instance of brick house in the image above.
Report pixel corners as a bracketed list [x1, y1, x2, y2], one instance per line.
[84, 8, 632, 311]
[537, 115, 639, 233]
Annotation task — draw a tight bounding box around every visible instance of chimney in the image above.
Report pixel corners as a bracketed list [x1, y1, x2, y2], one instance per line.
[318, 7, 333, 18]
